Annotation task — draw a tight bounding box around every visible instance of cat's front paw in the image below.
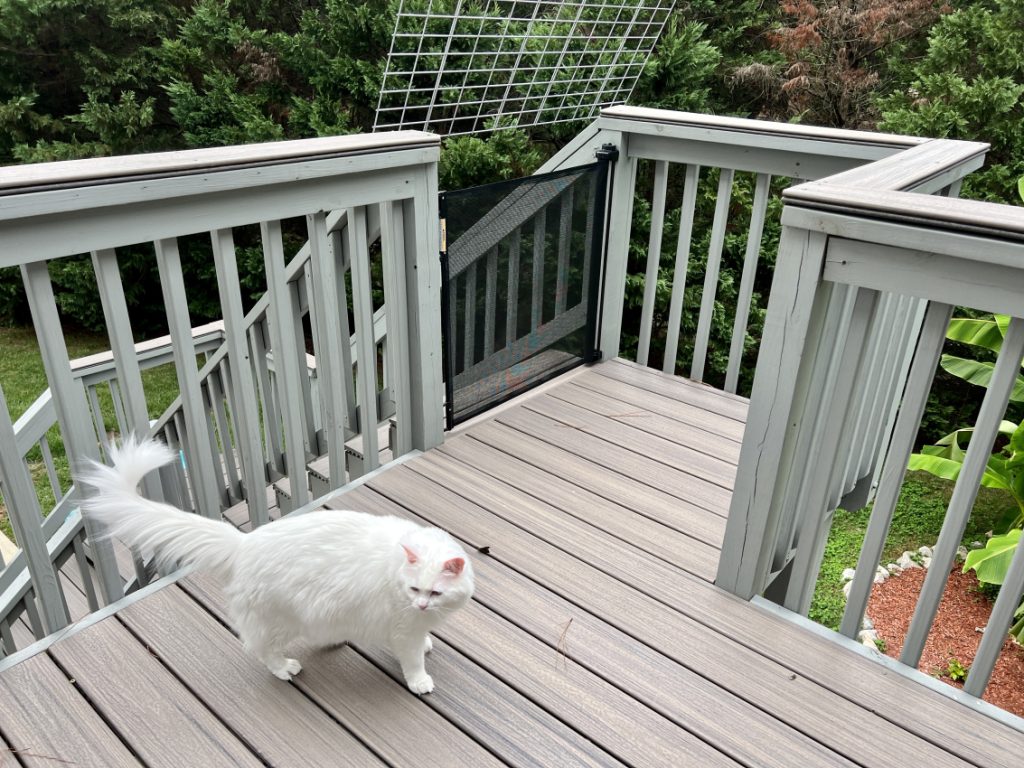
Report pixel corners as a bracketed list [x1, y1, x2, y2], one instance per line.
[423, 635, 433, 654]
[268, 657, 302, 681]
[406, 673, 434, 695]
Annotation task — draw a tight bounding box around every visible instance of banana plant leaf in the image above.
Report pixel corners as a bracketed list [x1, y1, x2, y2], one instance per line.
[945, 317, 1006, 353]
[963, 529, 1021, 585]
[940, 354, 1024, 402]
[907, 453, 1014, 491]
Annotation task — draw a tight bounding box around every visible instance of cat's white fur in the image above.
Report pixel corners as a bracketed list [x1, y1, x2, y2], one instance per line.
[78, 436, 474, 694]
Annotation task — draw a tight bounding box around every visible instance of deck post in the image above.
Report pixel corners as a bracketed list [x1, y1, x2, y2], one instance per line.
[596, 130, 634, 361]
[716, 224, 828, 599]
[402, 164, 444, 451]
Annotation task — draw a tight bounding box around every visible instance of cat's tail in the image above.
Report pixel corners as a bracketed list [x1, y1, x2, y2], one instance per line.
[78, 435, 243, 574]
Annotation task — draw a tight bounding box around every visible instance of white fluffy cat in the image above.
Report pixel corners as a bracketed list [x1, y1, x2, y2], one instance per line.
[78, 436, 474, 694]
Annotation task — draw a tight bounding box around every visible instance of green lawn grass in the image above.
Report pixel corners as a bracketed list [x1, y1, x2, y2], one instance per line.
[809, 471, 1016, 630]
[0, 324, 182, 542]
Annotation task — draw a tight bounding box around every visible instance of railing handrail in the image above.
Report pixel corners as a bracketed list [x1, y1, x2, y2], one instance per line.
[0, 131, 438, 194]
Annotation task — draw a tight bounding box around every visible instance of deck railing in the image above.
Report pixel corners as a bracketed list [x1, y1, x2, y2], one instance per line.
[717, 143, 1024, 707]
[1, 108, 1017, 718]
[0, 132, 441, 656]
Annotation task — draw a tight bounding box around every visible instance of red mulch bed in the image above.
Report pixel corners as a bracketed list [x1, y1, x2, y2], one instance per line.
[867, 563, 1024, 718]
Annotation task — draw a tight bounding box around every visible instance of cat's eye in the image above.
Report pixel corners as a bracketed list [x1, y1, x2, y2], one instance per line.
[410, 587, 420, 594]
[430, 590, 442, 597]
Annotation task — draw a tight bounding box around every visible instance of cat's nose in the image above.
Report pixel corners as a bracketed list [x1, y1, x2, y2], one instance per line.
[417, 599, 428, 610]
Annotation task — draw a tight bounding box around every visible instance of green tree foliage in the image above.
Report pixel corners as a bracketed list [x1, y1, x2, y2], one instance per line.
[877, 0, 1024, 202]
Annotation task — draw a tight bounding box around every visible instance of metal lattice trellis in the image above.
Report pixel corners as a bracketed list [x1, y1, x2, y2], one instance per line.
[374, 0, 676, 135]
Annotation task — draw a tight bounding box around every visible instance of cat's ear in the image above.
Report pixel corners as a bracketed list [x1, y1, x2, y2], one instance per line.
[402, 544, 419, 564]
[442, 557, 465, 576]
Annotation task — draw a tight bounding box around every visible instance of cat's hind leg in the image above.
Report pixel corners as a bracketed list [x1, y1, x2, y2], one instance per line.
[235, 610, 302, 681]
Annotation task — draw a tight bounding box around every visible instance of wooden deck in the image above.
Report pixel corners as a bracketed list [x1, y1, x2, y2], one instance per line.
[2, 359, 1022, 767]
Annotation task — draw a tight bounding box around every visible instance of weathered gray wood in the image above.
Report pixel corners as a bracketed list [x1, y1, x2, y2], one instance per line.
[903, 316, 1024, 668]
[47, 615, 264, 767]
[662, 164, 700, 374]
[207, 368, 240, 500]
[261, 220, 311, 507]
[211, 228, 268, 526]
[348, 206, 381, 474]
[116, 586, 386, 767]
[0, 652, 141, 767]
[839, 302, 953, 637]
[400, 170, 444, 452]
[250, 320, 284, 476]
[784, 288, 880, 614]
[0, 384, 68, 633]
[597, 131, 635, 360]
[21, 260, 123, 604]
[717, 227, 828, 599]
[154, 238, 223, 519]
[306, 213, 349, 489]
[725, 172, 772, 393]
[691, 168, 735, 382]
[636, 160, 668, 367]
[380, 201, 413, 458]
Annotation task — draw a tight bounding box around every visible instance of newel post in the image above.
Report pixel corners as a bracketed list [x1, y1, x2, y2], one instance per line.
[716, 224, 829, 599]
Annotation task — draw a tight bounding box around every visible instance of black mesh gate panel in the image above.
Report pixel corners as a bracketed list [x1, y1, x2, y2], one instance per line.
[440, 155, 612, 428]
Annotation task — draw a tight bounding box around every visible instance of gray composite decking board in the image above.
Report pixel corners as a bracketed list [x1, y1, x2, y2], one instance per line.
[174, 573, 515, 768]
[393, 445, 1021, 768]
[46, 614, 265, 768]
[179, 572, 625, 768]
[175, 582, 627, 768]
[599, 358, 750, 418]
[521, 394, 738, 489]
[0, 650, 142, 768]
[553, 379, 744, 459]
[422, 442, 720, 579]
[571, 368, 746, 442]
[497, 405, 733, 516]
[380, 463, 709, 599]
[351, 463, 993, 768]
[462, 420, 727, 547]
[343, 487, 861, 768]
[114, 586, 388, 768]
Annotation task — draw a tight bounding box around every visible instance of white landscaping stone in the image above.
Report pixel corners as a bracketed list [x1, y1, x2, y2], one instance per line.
[897, 552, 920, 570]
[922, 556, 932, 569]
[842, 580, 853, 598]
[841, 567, 856, 582]
[861, 616, 874, 631]
[971, 541, 984, 550]
[873, 571, 886, 584]
[956, 546, 969, 561]
[918, 545, 933, 558]
[886, 563, 902, 575]
[858, 629, 879, 643]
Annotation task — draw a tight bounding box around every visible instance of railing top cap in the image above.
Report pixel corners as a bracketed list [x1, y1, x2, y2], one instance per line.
[600, 105, 929, 148]
[0, 131, 439, 194]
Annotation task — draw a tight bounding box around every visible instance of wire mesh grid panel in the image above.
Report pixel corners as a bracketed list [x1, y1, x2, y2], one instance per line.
[375, 0, 676, 135]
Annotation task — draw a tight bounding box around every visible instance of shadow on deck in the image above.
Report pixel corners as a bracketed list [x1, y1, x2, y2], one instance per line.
[1, 360, 1020, 767]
